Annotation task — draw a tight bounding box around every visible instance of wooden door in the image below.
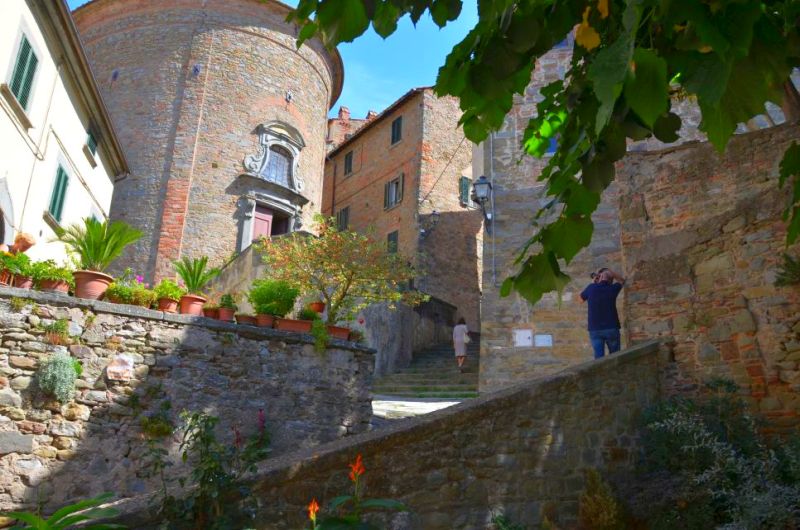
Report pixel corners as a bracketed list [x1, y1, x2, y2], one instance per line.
[253, 205, 273, 241]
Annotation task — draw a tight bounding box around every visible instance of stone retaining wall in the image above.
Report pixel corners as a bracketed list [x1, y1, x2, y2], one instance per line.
[119, 340, 660, 529]
[0, 286, 373, 512]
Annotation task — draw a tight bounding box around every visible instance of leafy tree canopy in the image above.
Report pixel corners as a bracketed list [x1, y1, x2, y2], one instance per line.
[289, 0, 800, 304]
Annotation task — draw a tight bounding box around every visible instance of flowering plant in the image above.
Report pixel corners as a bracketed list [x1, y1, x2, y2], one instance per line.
[307, 454, 407, 529]
[105, 269, 155, 307]
[30, 260, 74, 286]
[259, 215, 427, 325]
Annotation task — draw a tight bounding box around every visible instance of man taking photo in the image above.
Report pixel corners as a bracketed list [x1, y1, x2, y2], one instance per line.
[580, 267, 626, 359]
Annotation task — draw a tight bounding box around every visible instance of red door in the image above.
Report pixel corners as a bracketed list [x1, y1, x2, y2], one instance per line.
[252, 205, 273, 241]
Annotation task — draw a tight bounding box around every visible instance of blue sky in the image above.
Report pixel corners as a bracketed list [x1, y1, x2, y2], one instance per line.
[67, 0, 478, 118]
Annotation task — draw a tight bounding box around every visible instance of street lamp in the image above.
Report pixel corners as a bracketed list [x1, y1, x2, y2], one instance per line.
[472, 175, 493, 233]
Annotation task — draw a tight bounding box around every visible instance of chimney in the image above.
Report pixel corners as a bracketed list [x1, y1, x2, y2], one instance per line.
[338, 106, 351, 122]
[366, 110, 378, 120]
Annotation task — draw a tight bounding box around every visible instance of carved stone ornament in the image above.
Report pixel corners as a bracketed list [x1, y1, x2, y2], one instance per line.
[243, 122, 306, 192]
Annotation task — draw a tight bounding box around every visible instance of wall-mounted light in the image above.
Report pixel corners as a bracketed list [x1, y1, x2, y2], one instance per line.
[285, 90, 294, 103]
[419, 209, 441, 239]
[192, 64, 202, 77]
[472, 175, 494, 234]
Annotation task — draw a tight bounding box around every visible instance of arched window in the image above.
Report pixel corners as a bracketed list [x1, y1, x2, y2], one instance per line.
[262, 145, 293, 188]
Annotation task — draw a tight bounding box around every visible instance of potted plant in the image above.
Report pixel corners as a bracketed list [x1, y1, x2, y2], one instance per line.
[31, 260, 73, 293]
[58, 217, 143, 299]
[308, 300, 326, 313]
[153, 279, 185, 313]
[104, 270, 155, 307]
[6, 253, 34, 289]
[275, 307, 317, 333]
[235, 313, 257, 325]
[247, 279, 298, 327]
[0, 252, 13, 286]
[218, 294, 237, 322]
[202, 303, 219, 319]
[174, 256, 220, 316]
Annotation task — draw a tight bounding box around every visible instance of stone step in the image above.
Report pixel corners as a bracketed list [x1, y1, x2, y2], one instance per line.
[372, 385, 478, 394]
[373, 390, 479, 399]
[377, 374, 478, 383]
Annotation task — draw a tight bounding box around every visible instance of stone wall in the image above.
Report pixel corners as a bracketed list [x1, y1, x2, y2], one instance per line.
[617, 124, 800, 431]
[209, 246, 455, 377]
[0, 286, 373, 512]
[73, 0, 342, 281]
[117, 340, 661, 529]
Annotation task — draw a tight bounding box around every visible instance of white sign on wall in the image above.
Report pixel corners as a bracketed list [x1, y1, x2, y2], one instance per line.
[534, 334, 554, 348]
[513, 329, 533, 347]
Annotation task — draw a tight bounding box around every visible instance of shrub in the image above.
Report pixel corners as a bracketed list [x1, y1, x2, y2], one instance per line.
[38, 352, 79, 403]
[578, 469, 624, 530]
[219, 293, 237, 310]
[4, 253, 33, 277]
[141, 401, 174, 438]
[173, 256, 219, 295]
[43, 319, 70, 346]
[30, 260, 74, 287]
[298, 307, 320, 321]
[58, 217, 142, 272]
[105, 270, 156, 307]
[247, 279, 298, 317]
[311, 319, 328, 352]
[153, 279, 185, 301]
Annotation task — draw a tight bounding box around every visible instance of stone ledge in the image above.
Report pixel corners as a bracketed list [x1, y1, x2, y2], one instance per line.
[0, 285, 374, 355]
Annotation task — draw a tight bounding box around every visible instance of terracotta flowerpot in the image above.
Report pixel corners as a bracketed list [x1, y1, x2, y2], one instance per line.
[39, 279, 69, 293]
[256, 314, 275, 327]
[327, 325, 351, 340]
[158, 298, 179, 313]
[202, 307, 219, 319]
[274, 318, 313, 333]
[179, 294, 207, 316]
[236, 314, 257, 325]
[218, 307, 235, 322]
[0, 269, 10, 286]
[308, 301, 326, 313]
[13, 275, 33, 289]
[73, 270, 113, 300]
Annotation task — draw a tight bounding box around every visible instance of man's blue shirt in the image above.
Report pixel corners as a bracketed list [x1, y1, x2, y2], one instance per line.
[580, 281, 623, 331]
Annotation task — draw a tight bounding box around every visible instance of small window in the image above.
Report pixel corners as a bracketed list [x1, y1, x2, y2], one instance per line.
[86, 130, 98, 155]
[48, 166, 69, 223]
[459, 176, 473, 206]
[10, 35, 38, 110]
[384, 173, 404, 209]
[263, 145, 293, 187]
[387, 231, 399, 253]
[391, 117, 402, 144]
[336, 206, 350, 231]
[344, 151, 353, 175]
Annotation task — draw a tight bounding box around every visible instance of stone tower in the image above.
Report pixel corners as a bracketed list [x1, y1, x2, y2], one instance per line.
[73, 0, 343, 280]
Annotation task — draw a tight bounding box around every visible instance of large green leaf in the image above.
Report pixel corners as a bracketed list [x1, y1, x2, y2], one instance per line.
[540, 216, 594, 264]
[624, 48, 668, 127]
[503, 252, 571, 304]
[588, 35, 634, 134]
[316, 0, 369, 44]
[372, 2, 400, 37]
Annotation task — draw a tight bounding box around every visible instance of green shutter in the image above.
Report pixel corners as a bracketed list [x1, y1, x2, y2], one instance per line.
[397, 173, 404, 203]
[459, 176, 469, 204]
[87, 131, 98, 155]
[48, 167, 69, 222]
[384, 181, 389, 209]
[10, 37, 38, 110]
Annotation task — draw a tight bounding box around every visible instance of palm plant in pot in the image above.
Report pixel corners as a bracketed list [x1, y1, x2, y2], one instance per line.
[247, 279, 298, 327]
[58, 217, 143, 299]
[153, 278, 185, 313]
[173, 256, 220, 316]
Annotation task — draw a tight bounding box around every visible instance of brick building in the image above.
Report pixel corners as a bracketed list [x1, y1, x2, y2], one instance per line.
[323, 88, 483, 330]
[72, 0, 343, 281]
[326, 106, 376, 152]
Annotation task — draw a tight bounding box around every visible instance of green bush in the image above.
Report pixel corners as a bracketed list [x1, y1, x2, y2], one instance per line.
[153, 279, 185, 301]
[247, 279, 298, 317]
[38, 352, 79, 403]
[5, 253, 33, 277]
[58, 217, 142, 272]
[30, 260, 73, 286]
[219, 293, 237, 310]
[311, 319, 328, 352]
[298, 307, 320, 321]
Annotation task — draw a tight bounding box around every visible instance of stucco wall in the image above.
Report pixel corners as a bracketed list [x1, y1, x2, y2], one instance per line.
[617, 124, 800, 431]
[114, 340, 661, 529]
[0, 285, 373, 512]
[0, 0, 117, 260]
[73, 0, 341, 281]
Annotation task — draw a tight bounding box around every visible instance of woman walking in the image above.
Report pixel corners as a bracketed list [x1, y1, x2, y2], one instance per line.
[453, 318, 469, 372]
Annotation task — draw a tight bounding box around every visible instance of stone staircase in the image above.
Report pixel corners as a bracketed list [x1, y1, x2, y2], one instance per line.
[372, 341, 480, 399]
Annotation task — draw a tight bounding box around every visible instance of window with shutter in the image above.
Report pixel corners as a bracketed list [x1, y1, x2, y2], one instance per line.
[391, 117, 402, 144]
[336, 206, 350, 230]
[10, 36, 38, 110]
[48, 166, 69, 223]
[86, 131, 98, 155]
[459, 176, 471, 206]
[384, 174, 404, 209]
[387, 231, 399, 253]
[344, 151, 354, 175]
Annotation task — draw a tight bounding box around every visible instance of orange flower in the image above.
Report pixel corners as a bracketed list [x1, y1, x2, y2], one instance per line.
[307, 498, 320, 522]
[348, 453, 365, 482]
[575, 6, 601, 50]
[597, 0, 609, 18]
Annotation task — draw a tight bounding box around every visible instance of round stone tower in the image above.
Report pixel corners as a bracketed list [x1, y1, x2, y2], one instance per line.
[73, 0, 343, 280]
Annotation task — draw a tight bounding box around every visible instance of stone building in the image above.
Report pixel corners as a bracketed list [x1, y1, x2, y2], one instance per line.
[0, 0, 127, 263]
[322, 87, 483, 331]
[72, 0, 343, 281]
[326, 106, 375, 152]
[478, 34, 800, 418]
